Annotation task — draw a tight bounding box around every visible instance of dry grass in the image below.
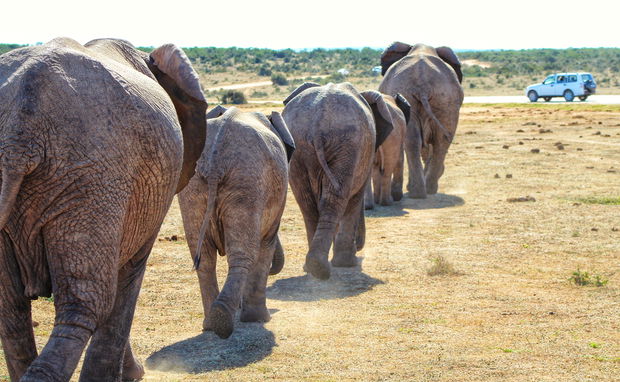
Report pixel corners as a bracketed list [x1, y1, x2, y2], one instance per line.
[2, 104, 620, 381]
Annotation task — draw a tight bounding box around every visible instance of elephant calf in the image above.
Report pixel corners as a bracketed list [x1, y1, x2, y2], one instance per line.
[282, 82, 396, 280]
[364, 93, 411, 209]
[178, 106, 294, 339]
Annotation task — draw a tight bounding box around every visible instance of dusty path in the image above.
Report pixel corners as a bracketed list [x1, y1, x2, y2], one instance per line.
[5, 105, 619, 381]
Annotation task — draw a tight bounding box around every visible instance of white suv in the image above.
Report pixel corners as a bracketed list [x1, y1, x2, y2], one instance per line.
[526, 72, 596, 102]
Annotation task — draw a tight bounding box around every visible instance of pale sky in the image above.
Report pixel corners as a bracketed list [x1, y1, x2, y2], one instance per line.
[3, 0, 619, 50]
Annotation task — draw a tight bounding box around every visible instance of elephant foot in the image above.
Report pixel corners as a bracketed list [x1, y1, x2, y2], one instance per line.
[425, 180, 438, 194]
[303, 255, 331, 280]
[122, 353, 145, 381]
[379, 198, 393, 207]
[364, 202, 374, 210]
[392, 189, 403, 202]
[240, 304, 271, 323]
[208, 301, 234, 339]
[331, 255, 357, 268]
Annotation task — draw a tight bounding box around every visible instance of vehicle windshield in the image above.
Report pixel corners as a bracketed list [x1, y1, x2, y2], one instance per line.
[581, 74, 593, 82]
[543, 75, 555, 85]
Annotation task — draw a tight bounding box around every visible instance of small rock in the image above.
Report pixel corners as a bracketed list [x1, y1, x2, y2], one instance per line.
[494, 173, 500, 178]
[516, 129, 525, 133]
[531, 148, 540, 153]
[577, 148, 583, 151]
[33, 321, 40, 328]
[475, 146, 483, 149]
[506, 174, 513, 179]
[607, 169, 617, 173]
[612, 227, 619, 232]
[556, 144, 564, 150]
[523, 122, 536, 126]
[572, 202, 581, 206]
[518, 141, 524, 145]
[586, 166, 594, 169]
[591, 228, 599, 232]
[598, 121, 602, 125]
[594, 131, 601, 135]
[502, 145, 510, 149]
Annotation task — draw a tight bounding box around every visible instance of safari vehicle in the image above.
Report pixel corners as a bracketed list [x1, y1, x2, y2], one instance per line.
[526, 72, 596, 102]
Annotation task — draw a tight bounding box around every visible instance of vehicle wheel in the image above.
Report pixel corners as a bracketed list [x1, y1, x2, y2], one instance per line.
[563, 90, 574, 102]
[544, 97, 551, 102]
[579, 96, 588, 101]
[528, 91, 538, 102]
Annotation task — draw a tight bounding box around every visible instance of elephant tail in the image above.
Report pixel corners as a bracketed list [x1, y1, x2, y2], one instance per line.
[377, 146, 385, 175]
[313, 135, 340, 190]
[411, 92, 453, 142]
[0, 167, 26, 231]
[194, 179, 218, 269]
[269, 237, 285, 275]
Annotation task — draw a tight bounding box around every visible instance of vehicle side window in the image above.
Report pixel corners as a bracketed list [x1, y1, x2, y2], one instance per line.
[557, 75, 566, 83]
[581, 74, 592, 82]
[543, 76, 555, 85]
[568, 75, 577, 82]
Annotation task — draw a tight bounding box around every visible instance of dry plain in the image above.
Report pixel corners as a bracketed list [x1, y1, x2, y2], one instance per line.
[2, 103, 619, 381]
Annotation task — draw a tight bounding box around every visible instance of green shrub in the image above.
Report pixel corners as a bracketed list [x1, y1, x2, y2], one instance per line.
[220, 90, 247, 104]
[569, 269, 608, 287]
[271, 73, 289, 86]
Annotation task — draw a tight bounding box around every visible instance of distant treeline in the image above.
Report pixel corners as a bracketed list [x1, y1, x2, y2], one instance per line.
[3, 43, 620, 79]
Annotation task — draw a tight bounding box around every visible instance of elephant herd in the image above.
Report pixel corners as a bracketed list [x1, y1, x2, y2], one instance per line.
[0, 37, 463, 381]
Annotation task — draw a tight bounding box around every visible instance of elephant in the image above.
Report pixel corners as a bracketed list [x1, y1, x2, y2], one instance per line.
[364, 93, 411, 209]
[0, 37, 207, 381]
[379, 42, 464, 198]
[178, 106, 294, 339]
[282, 82, 396, 280]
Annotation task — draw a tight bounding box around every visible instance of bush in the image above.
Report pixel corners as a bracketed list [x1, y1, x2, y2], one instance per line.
[220, 90, 247, 104]
[271, 73, 289, 86]
[258, 65, 272, 76]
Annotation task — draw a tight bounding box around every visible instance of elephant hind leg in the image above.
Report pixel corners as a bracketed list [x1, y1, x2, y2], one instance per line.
[79, 233, 157, 381]
[209, 212, 261, 339]
[240, 236, 276, 323]
[0, 233, 38, 381]
[332, 188, 365, 267]
[391, 149, 405, 202]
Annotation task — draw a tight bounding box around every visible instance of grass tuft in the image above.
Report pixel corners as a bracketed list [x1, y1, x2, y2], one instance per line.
[575, 196, 620, 205]
[427, 255, 459, 276]
[569, 269, 608, 287]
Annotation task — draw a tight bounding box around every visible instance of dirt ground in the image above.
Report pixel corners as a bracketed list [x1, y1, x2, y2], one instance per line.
[3, 104, 619, 381]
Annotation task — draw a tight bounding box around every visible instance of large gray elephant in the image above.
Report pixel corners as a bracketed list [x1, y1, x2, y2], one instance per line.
[282, 82, 395, 280]
[0, 37, 207, 381]
[178, 106, 294, 339]
[364, 93, 411, 209]
[379, 42, 464, 198]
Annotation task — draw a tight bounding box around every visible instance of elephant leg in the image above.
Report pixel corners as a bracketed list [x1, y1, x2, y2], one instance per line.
[364, 175, 374, 210]
[425, 143, 447, 195]
[391, 148, 404, 202]
[355, 201, 366, 251]
[289, 162, 319, 248]
[179, 188, 220, 331]
[79, 234, 157, 382]
[208, 212, 260, 339]
[240, 236, 275, 323]
[371, 166, 382, 205]
[0, 233, 38, 381]
[21, 235, 118, 381]
[378, 168, 393, 206]
[404, 120, 426, 199]
[332, 188, 365, 267]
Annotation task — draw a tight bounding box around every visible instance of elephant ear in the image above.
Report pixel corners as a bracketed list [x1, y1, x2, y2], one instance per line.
[436, 46, 463, 84]
[283, 82, 320, 105]
[147, 44, 208, 193]
[206, 105, 228, 119]
[380, 42, 412, 76]
[268, 112, 296, 162]
[395, 93, 411, 125]
[361, 90, 394, 150]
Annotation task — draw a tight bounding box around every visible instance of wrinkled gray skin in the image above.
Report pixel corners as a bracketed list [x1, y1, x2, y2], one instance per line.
[364, 94, 411, 209]
[178, 107, 292, 339]
[282, 82, 395, 280]
[0, 38, 207, 381]
[379, 42, 464, 198]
